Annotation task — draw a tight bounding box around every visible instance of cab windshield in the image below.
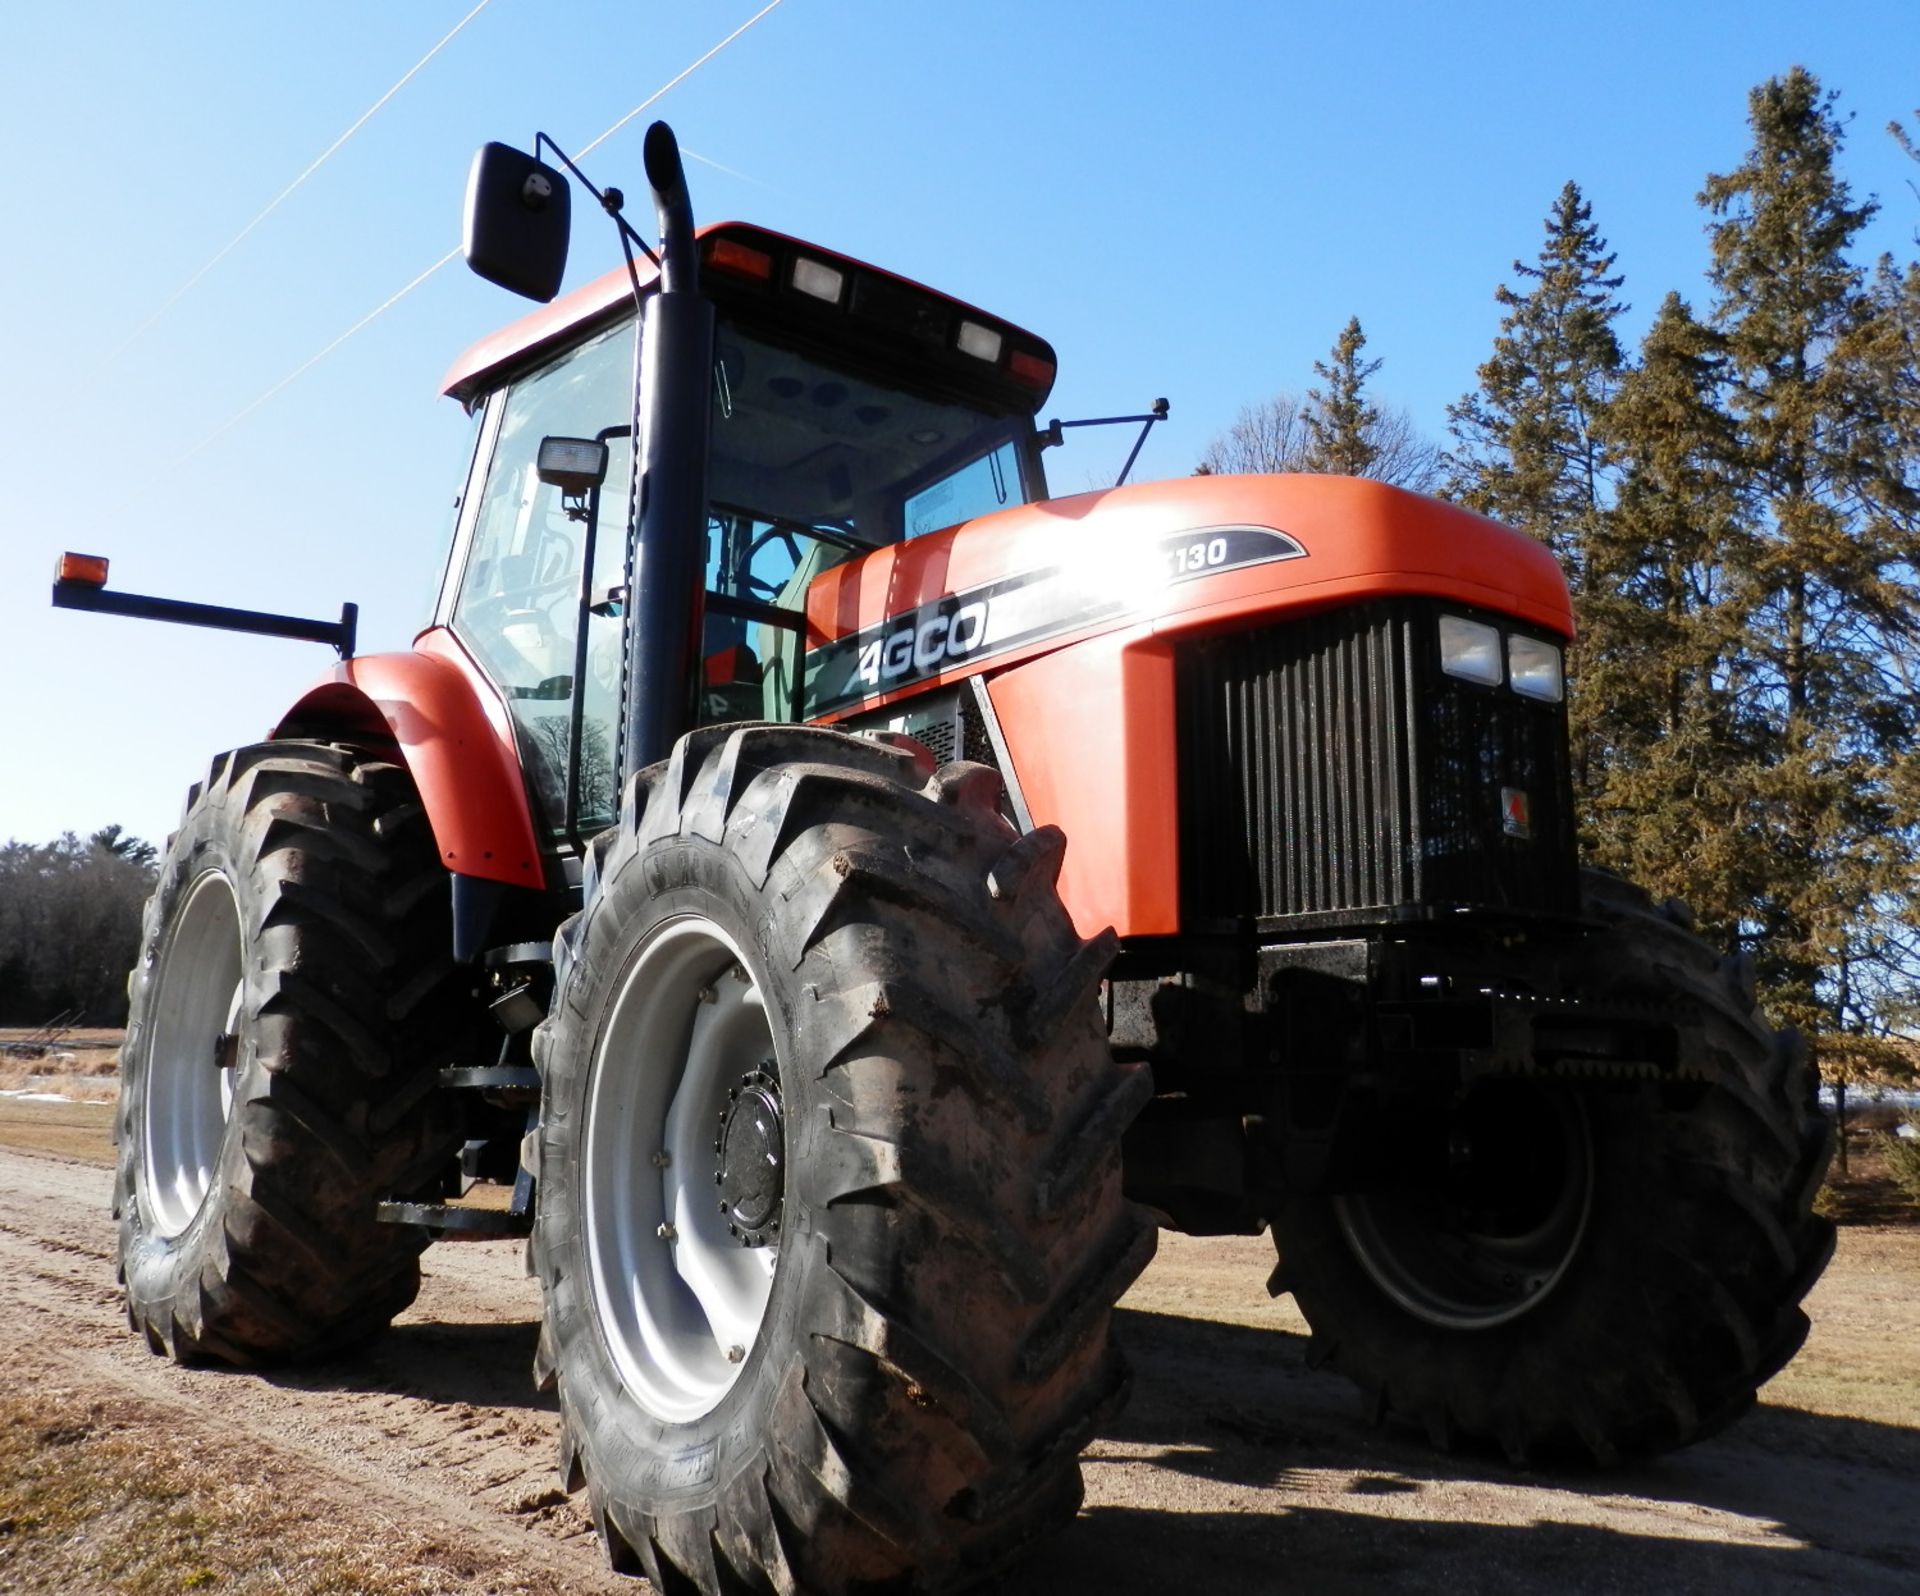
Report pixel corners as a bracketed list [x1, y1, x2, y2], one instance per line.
[700, 321, 1034, 722]
[451, 312, 1037, 837]
[709, 322, 1031, 546]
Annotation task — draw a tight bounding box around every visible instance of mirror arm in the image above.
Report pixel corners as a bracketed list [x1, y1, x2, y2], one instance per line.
[533, 131, 659, 308]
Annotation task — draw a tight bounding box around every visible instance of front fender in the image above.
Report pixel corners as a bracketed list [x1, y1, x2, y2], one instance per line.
[275, 627, 546, 889]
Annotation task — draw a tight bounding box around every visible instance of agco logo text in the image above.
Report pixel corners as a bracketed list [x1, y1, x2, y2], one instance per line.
[810, 525, 1307, 714]
[853, 600, 991, 689]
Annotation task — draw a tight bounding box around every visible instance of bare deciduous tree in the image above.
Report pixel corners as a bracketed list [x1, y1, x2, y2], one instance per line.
[1198, 389, 1443, 492]
[1197, 391, 1314, 475]
[1353, 406, 1445, 491]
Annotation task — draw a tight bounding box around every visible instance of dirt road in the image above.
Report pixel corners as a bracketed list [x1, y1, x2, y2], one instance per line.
[2, 1126, 1915, 1594]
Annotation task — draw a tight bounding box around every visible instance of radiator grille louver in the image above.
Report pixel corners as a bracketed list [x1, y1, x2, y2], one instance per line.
[1175, 600, 1576, 927]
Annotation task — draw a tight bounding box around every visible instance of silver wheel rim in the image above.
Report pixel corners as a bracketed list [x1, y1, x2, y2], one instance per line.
[140, 870, 244, 1239]
[583, 916, 780, 1423]
[1333, 1084, 1593, 1331]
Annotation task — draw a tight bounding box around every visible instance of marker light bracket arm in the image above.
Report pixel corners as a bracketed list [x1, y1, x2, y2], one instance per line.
[51, 572, 359, 660]
[1037, 398, 1171, 487]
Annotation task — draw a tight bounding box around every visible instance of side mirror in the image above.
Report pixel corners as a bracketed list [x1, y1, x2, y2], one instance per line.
[463, 143, 571, 302]
[537, 436, 610, 495]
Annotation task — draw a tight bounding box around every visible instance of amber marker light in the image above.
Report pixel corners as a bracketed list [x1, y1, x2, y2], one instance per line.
[705, 237, 773, 282]
[1008, 349, 1055, 389]
[56, 552, 109, 586]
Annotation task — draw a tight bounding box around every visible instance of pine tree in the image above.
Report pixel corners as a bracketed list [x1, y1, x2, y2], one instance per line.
[1846, 254, 1920, 531]
[1892, 108, 1920, 245]
[89, 823, 157, 867]
[1696, 67, 1920, 1051]
[1580, 294, 1757, 931]
[1445, 181, 1628, 580]
[1304, 317, 1381, 477]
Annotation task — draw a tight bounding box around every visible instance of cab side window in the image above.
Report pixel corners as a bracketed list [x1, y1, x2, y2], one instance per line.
[904, 439, 1023, 540]
[453, 321, 634, 833]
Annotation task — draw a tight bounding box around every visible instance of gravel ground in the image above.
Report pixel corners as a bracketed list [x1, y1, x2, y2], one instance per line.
[0, 1105, 1914, 1594]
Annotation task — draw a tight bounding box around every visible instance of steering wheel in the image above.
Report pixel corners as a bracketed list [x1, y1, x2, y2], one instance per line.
[739, 525, 805, 602]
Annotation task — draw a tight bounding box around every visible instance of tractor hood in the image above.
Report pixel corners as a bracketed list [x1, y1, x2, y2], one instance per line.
[801, 473, 1573, 722]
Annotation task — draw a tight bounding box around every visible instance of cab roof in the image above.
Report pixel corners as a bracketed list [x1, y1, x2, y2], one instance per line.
[440, 221, 1057, 412]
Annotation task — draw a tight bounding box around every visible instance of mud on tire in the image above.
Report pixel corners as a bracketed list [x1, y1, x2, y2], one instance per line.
[531, 725, 1155, 1594]
[115, 743, 465, 1364]
[1270, 868, 1835, 1464]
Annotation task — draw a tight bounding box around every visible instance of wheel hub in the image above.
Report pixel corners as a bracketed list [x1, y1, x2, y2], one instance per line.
[715, 1066, 783, 1245]
[1334, 1081, 1593, 1331]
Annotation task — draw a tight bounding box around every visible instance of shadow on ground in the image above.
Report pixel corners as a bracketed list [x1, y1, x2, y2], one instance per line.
[258, 1318, 556, 1413]
[996, 1307, 1920, 1595]
[226, 1300, 1918, 1594]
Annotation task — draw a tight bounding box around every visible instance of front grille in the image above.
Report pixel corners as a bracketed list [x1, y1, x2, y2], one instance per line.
[1175, 599, 1576, 928]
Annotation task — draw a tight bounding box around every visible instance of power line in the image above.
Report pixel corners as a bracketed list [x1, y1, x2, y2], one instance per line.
[177, 249, 461, 464]
[576, 0, 788, 160]
[170, 0, 790, 468]
[682, 147, 767, 187]
[100, 0, 496, 373]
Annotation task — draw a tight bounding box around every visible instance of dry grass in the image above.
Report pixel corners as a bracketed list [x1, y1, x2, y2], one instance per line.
[1758, 1223, 1920, 1442]
[0, 1026, 122, 1106]
[0, 1387, 477, 1595]
[0, 1097, 116, 1164]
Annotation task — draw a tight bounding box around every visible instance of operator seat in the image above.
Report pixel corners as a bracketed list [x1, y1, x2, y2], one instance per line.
[759, 540, 847, 720]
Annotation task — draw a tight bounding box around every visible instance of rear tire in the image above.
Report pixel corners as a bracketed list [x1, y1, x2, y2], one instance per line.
[532, 725, 1154, 1593]
[1270, 869, 1835, 1463]
[115, 743, 464, 1364]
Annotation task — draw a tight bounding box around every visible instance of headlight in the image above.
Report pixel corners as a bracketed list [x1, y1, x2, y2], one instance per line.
[1508, 634, 1564, 702]
[1438, 615, 1503, 686]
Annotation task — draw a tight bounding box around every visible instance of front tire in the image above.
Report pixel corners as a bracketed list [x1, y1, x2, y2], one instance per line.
[532, 726, 1154, 1593]
[115, 743, 463, 1363]
[1270, 870, 1835, 1463]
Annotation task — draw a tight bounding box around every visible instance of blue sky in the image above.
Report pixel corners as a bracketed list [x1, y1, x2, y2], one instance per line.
[4, 1, 1916, 847]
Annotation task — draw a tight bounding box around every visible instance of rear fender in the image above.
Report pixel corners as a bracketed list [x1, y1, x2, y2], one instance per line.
[274, 627, 546, 890]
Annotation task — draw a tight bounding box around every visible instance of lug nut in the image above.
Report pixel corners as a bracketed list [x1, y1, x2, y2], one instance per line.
[696, 985, 717, 1005]
[726, 1344, 745, 1363]
[656, 1222, 678, 1242]
[651, 1150, 672, 1168]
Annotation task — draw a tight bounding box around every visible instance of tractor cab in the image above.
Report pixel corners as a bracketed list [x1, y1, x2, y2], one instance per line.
[437, 221, 1059, 842]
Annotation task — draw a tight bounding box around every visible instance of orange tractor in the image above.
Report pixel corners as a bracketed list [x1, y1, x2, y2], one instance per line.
[57, 124, 1831, 1593]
